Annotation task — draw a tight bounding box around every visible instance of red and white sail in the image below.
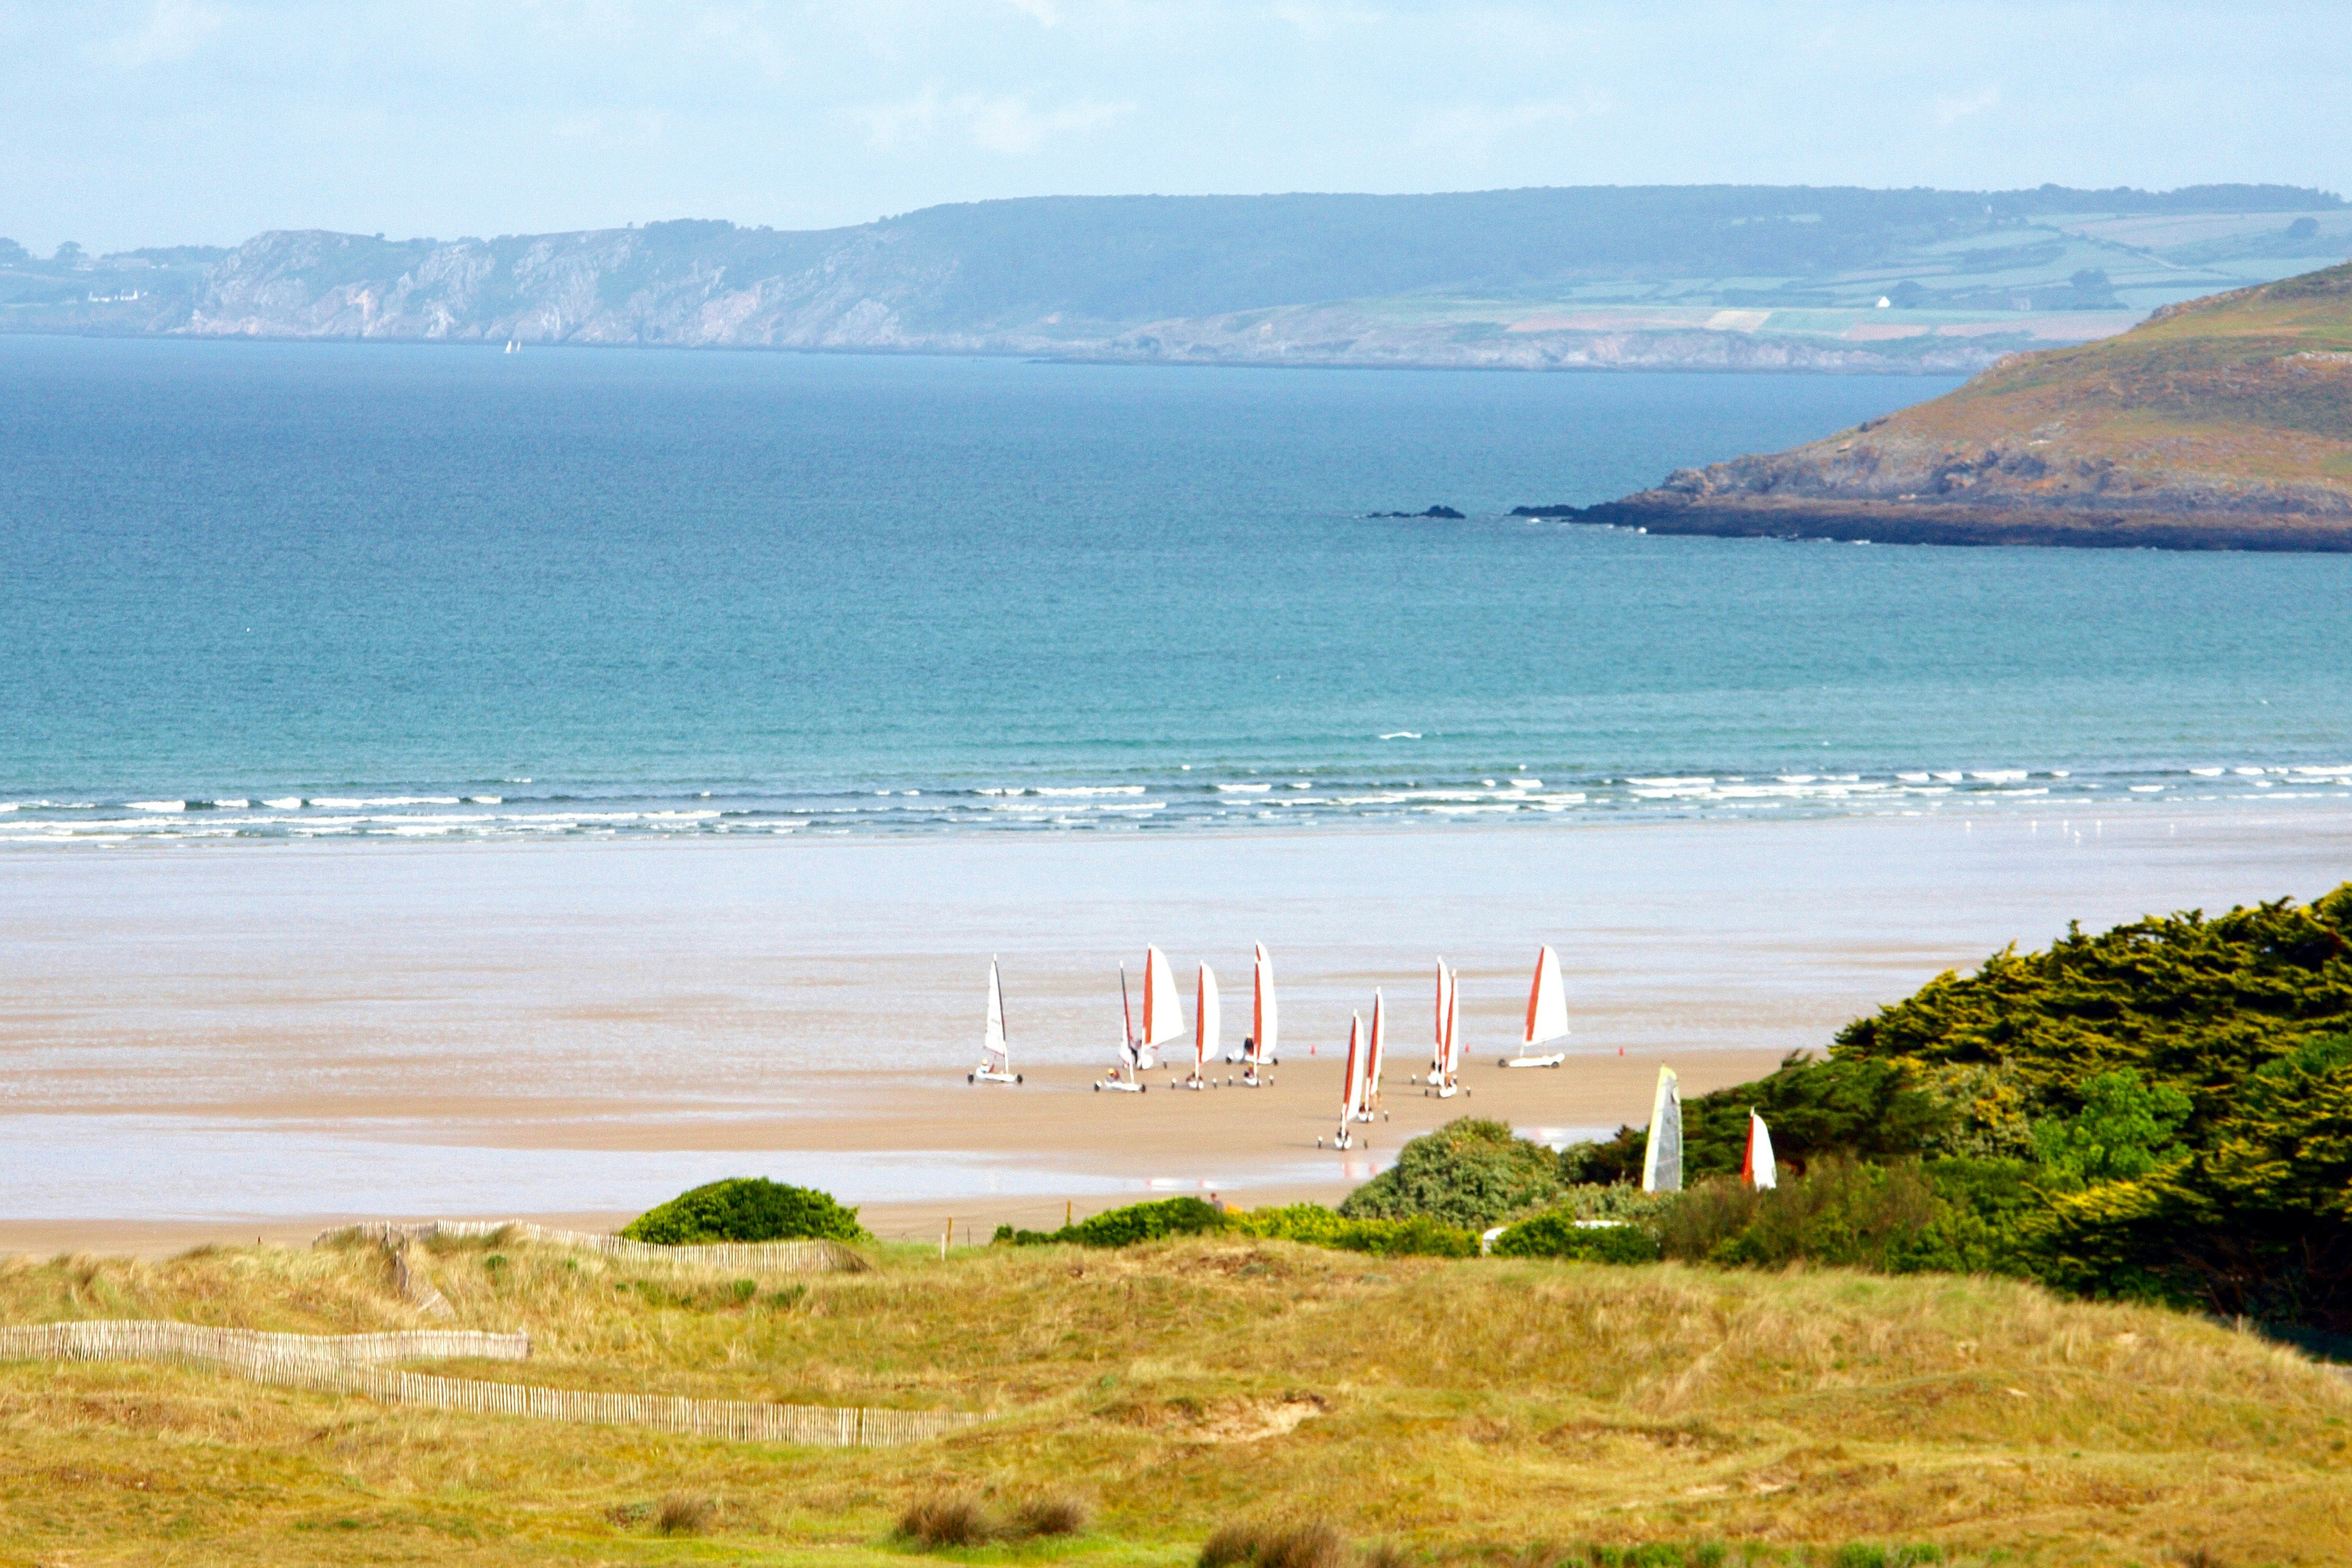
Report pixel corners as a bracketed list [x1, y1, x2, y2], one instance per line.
[1742, 1109, 1777, 1190]
[1339, 1012, 1369, 1129]
[1250, 942, 1278, 1068]
[1430, 960, 1452, 1082]
[1364, 988, 1388, 1114]
[1140, 944, 1185, 1049]
[1523, 943, 1570, 1051]
[1193, 963, 1220, 1079]
[1438, 963, 1461, 1089]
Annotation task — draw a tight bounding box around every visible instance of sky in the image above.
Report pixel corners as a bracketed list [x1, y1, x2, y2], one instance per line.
[3, 0, 2347, 255]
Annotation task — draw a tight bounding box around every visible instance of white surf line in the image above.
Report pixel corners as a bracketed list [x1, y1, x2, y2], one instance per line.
[317, 1221, 869, 1275]
[1, 1320, 975, 1448]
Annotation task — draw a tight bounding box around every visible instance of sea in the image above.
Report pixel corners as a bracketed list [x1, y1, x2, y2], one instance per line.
[6, 333, 2352, 846]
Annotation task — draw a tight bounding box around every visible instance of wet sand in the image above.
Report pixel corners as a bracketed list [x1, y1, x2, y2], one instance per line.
[4, 805, 2347, 1255]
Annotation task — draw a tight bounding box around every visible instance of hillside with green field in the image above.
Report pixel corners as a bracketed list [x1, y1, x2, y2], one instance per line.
[1562, 262, 2352, 547]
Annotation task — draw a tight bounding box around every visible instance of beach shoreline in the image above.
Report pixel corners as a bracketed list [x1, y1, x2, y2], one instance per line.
[5, 805, 2348, 1255]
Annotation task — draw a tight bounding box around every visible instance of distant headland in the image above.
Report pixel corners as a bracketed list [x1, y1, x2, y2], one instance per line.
[1524, 261, 2352, 551]
[3, 184, 2347, 376]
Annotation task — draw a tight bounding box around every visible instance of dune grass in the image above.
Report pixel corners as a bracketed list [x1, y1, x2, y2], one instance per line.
[2, 1231, 2349, 1565]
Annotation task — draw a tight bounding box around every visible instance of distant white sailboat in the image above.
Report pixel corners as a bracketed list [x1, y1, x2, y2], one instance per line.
[1324, 1011, 1370, 1148]
[1426, 959, 1463, 1097]
[1240, 942, 1277, 1086]
[503, 337, 520, 354]
[1362, 988, 1388, 1118]
[1180, 963, 1219, 1089]
[1500, 943, 1569, 1067]
[1642, 1066, 1683, 1192]
[968, 957, 1021, 1084]
[1743, 1108, 1777, 1189]
[1097, 961, 1151, 1093]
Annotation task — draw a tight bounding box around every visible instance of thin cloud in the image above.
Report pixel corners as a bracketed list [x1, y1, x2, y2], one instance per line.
[1413, 93, 1611, 160]
[857, 88, 1134, 155]
[99, 0, 227, 68]
[1934, 86, 2002, 125]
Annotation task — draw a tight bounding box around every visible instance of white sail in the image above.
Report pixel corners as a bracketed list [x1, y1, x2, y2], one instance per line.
[1365, 988, 1388, 1111]
[1251, 942, 1278, 1066]
[1195, 963, 1220, 1076]
[1523, 943, 1570, 1049]
[1746, 1109, 1777, 1191]
[1142, 944, 1185, 1048]
[1642, 1067, 1683, 1193]
[983, 958, 1009, 1064]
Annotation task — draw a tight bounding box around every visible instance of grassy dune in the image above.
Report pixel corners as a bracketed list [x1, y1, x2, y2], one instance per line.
[3, 1232, 2349, 1566]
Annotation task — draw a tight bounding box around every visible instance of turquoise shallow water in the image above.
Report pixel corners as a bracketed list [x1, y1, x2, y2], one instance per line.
[4, 335, 2350, 842]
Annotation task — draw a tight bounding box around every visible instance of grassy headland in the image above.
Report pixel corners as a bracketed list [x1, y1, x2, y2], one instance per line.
[1557, 262, 2352, 548]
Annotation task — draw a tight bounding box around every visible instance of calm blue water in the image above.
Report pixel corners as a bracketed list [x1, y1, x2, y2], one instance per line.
[4, 335, 2350, 842]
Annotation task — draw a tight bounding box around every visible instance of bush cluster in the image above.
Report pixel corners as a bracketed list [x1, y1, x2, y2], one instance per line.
[619, 1177, 867, 1245]
[1336, 1117, 1564, 1228]
[1489, 1213, 1661, 1264]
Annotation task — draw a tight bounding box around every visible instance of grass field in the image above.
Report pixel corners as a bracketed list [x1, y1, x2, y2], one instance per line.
[3, 1230, 2348, 1566]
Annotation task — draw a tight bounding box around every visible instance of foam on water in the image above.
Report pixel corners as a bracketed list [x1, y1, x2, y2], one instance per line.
[2, 762, 2344, 843]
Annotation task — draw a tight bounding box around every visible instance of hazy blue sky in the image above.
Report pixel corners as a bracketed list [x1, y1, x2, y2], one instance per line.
[4, 1, 2345, 254]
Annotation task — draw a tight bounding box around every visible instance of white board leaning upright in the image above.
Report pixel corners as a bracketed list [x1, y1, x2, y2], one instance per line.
[1501, 943, 1569, 1068]
[1642, 1066, 1683, 1192]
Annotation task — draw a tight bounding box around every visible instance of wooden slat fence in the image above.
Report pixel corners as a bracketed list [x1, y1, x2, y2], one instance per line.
[0, 1320, 974, 1448]
[316, 1221, 867, 1275]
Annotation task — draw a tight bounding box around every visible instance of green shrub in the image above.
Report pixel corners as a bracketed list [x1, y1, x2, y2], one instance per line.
[1073, 1196, 1222, 1246]
[1226, 1203, 1476, 1257]
[1337, 1118, 1564, 1228]
[2031, 1068, 2192, 1184]
[1489, 1212, 1661, 1264]
[1658, 1159, 1943, 1270]
[997, 1199, 1476, 1258]
[619, 1177, 866, 1245]
[997, 1196, 1222, 1248]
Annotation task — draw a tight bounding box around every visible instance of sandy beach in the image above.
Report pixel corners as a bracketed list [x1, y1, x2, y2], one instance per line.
[4, 803, 2347, 1254]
